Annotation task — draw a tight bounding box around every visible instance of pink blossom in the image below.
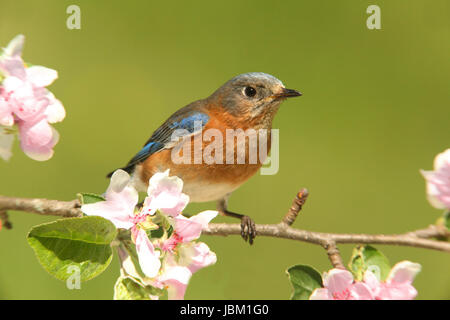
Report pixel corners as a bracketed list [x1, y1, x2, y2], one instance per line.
[81, 170, 138, 229]
[0, 34, 65, 161]
[0, 34, 25, 80]
[170, 210, 218, 244]
[81, 170, 161, 277]
[310, 268, 374, 300]
[157, 209, 218, 300]
[82, 169, 217, 298]
[142, 170, 189, 217]
[159, 210, 217, 257]
[158, 242, 217, 300]
[179, 242, 217, 274]
[158, 264, 192, 300]
[134, 228, 161, 278]
[363, 261, 421, 300]
[421, 149, 450, 210]
[17, 117, 60, 161]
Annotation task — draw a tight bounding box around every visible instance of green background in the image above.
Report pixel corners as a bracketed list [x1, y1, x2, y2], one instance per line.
[1, 0, 449, 299]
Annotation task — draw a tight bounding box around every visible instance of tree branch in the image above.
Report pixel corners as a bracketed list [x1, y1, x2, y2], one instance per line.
[203, 223, 450, 252]
[0, 196, 82, 218]
[1, 192, 449, 263]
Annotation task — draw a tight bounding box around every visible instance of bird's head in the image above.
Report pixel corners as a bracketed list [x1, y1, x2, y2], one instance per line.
[208, 72, 301, 124]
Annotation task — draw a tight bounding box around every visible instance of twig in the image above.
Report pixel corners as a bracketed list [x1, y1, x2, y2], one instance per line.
[323, 241, 345, 269]
[0, 210, 12, 229]
[282, 188, 309, 226]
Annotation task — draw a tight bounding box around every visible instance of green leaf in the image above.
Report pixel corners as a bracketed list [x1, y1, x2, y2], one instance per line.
[77, 192, 105, 205]
[114, 276, 165, 300]
[286, 265, 323, 300]
[349, 245, 391, 281]
[27, 216, 117, 282]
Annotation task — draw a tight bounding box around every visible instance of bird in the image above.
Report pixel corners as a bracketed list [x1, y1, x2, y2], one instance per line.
[108, 72, 301, 244]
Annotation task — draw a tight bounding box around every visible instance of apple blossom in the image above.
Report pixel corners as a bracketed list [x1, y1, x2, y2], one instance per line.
[363, 261, 421, 300]
[309, 268, 374, 300]
[421, 149, 450, 210]
[0, 34, 65, 161]
[81, 169, 161, 278]
[142, 169, 189, 217]
[82, 169, 218, 298]
[154, 210, 218, 299]
[157, 242, 217, 300]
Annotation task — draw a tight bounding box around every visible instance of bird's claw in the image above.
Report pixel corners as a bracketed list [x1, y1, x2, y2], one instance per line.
[240, 215, 256, 245]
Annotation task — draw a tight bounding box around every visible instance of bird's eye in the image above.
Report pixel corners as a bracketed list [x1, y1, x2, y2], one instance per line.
[243, 86, 257, 98]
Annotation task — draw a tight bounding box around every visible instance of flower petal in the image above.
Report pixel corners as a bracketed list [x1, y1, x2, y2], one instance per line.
[144, 170, 190, 217]
[26, 66, 58, 87]
[81, 170, 138, 229]
[173, 216, 203, 242]
[81, 199, 135, 229]
[117, 246, 141, 279]
[383, 284, 418, 300]
[0, 58, 26, 79]
[2, 35, 25, 57]
[387, 261, 421, 284]
[309, 288, 332, 300]
[148, 170, 183, 196]
[17, 119, 59, 161]
[363, 270, 380, 292]
[184, 242, 217, 274]
[135, 229, 161, 278]
[159, 265, 192, 300]
[323, 268, 354, 294]
[0, 98, 14, 126]
[351, 282, 374, 300]
[189, 210, 218, 228]
[434, 149, 450, 171]
[174, 210, 218, 242]
[0, 129, 14, 161]
[44, 91, 65, 123]
[421, 170, 447, 209]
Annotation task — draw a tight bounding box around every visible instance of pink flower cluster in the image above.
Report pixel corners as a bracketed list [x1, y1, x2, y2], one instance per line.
[0, 35, 65, 161]
[421, 149, 450, 210]
[81, 169, 217, 300]
[310, 261, 421, 300]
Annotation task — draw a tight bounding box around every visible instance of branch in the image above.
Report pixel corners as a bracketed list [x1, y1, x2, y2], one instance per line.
[1, 192, 449, 266]
[0, 196, 82, 218]
[203, 222, 450, 252]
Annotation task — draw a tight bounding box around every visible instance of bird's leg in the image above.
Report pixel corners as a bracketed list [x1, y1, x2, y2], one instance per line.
[217, 193, 256, 245]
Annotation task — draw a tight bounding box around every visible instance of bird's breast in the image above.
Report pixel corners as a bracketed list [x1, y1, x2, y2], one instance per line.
[135, 107, 272, 202]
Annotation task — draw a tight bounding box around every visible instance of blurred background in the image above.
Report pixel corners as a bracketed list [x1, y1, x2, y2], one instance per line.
[0, 0, 449, 299]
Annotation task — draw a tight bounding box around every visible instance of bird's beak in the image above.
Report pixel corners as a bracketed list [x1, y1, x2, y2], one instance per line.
[274, 88, 302, 99]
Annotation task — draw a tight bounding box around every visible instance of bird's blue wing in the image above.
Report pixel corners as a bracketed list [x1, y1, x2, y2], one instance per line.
[113, 110, 209, 175]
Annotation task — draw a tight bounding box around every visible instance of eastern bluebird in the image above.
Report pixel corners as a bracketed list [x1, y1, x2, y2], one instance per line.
[108, 72, 301, 244]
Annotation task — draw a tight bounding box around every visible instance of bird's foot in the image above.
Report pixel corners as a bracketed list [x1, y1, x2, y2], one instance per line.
[240, 215, 256, 245]
[219, 209, 257, 245]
